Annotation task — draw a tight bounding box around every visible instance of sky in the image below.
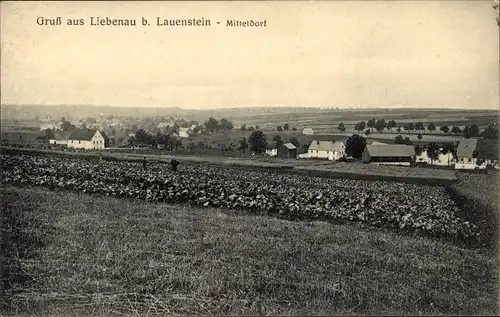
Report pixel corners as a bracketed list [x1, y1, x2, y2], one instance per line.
[1, 1, 499, 110]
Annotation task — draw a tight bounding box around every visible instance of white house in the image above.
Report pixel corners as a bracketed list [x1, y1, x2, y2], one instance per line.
[302, 128, 314, 135]
[178, 127, 192, 138]
[66, 129, 109, 150]
[306, 140, 346, 161]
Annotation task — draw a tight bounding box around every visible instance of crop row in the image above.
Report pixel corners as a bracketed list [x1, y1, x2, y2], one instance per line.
[1, 154, 478, 240]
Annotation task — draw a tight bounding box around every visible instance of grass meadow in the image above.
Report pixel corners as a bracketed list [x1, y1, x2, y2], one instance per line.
[1, 187, 498, 316]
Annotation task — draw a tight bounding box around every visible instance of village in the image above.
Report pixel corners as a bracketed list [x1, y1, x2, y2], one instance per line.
[2, 112, 498, 172]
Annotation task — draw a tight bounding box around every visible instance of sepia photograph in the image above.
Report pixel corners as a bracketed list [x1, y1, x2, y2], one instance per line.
[1, 0, 499, 315]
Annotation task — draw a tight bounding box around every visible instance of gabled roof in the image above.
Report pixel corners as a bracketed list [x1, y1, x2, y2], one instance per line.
[365, 144, 415, 157]
[282, 143, 297, 150]
[369, 141, 389, 145]
[190, 124, 197, 130]
[179, 127, 191, 133]
[51, 130, 72, 140]
[99, 131, 110, 142]
[68, 129, 97, 141]
[308, 141, 344, 152]
[456, 138, 478, 158]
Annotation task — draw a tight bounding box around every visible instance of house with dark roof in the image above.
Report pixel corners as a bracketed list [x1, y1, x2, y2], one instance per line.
[454, 138, 480, 170]
[67, 129, 108, 150]
[475, 139, 499, 169]
[362, 144, 415, 166]
[265, 142, 298, 158]
[278, 143, 297, 159]
[265, 141, 278, 156]
[307, 140, 345, 161]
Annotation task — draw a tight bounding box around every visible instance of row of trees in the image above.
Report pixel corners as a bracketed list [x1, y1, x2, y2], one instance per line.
[127, 129, 183, 150]
[241, 124, 299, 132]
[204, 117, 234, 133]
[346, 119, 498, 139]
[276, 124, 297, 132]
[239, 131, 302, 154]
[349, 119, 440, 133]
[240, 124, 259, 132]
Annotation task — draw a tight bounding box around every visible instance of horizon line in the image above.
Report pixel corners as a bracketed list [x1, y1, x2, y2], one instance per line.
[2, 103, 499, 111]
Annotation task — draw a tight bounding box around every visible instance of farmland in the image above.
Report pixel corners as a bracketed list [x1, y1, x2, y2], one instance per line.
[453, 171, 500, 213]
[0, 153, 483, 243]
[1, 187, 498, 316]
[1, 146, 459, 185]
[225, 109, 499, 135]
[1, 107, 498, 315]
[2, 107, 498, 145]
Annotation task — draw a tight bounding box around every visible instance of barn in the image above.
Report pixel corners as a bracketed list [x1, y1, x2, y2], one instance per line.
[362, 144, 415, 166]
[278, 143, 297, 159]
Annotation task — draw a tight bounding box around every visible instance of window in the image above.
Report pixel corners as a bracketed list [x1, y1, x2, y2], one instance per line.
[79, 141, 81, 144]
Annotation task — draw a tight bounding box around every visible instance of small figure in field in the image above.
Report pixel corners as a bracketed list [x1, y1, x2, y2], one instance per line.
[170, 157, 179, 171]
[99, 152, 104, 161]
[142, 157, 147, 169]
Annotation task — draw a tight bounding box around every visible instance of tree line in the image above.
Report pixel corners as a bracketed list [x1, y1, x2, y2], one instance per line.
[337, 118, 498, 139]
